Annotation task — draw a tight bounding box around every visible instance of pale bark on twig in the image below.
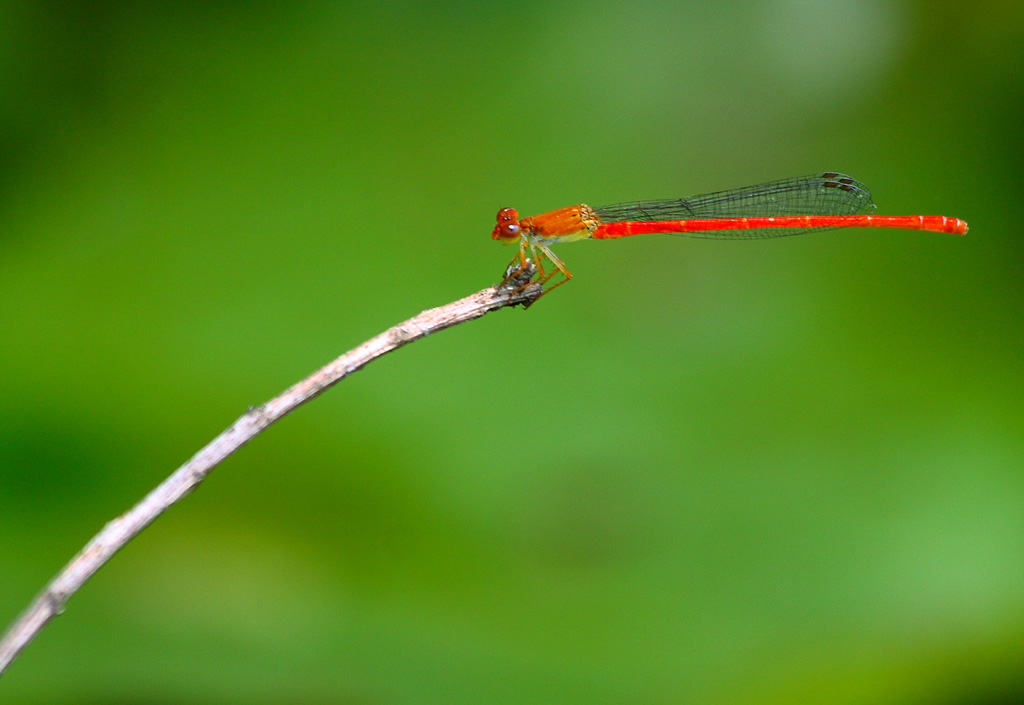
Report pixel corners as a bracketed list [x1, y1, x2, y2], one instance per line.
[0, 262, 541, 676]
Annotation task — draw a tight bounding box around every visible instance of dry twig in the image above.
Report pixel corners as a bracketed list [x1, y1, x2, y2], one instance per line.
[0, 262, 541, 676]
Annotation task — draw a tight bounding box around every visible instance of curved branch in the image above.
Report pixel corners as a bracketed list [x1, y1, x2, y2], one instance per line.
[0, 262, 541, 676]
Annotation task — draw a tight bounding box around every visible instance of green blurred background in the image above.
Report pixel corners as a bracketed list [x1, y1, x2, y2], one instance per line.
[1, 1, 1021, 703]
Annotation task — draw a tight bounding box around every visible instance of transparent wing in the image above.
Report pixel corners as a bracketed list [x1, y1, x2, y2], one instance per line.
[594, 172, 876, 239]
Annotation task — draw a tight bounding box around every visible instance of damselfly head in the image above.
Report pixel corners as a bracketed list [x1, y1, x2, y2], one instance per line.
[492, 207, 522, 242]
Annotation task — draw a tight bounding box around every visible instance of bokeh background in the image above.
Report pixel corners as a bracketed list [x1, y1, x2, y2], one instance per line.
[1, 1, 1022, 703]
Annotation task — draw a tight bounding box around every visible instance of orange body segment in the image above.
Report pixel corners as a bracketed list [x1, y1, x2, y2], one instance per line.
[592, 214, 969, 239]
[520, 205, 598, 240]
